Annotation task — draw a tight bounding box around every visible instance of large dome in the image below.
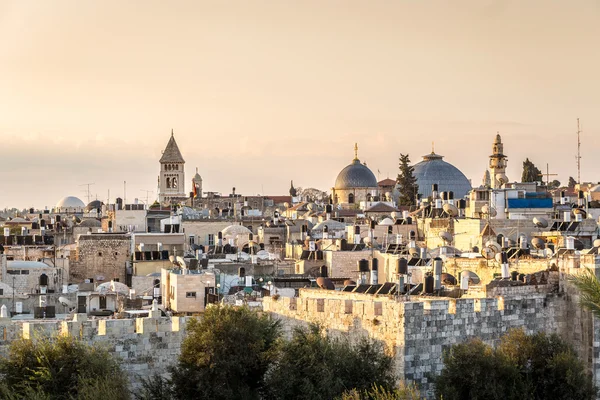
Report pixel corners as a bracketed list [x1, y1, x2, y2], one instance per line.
[55, 196, 85, 209]
[335, 159, 378, 189]
[412, 152, 471, 199]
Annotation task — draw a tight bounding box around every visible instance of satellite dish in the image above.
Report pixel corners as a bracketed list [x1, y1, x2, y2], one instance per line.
[176, 256, 186, 267]
[343, 279, 356, 286]
[169, 255, 175, 263]
[408, 247, 420, 257]
[439, 231, 453, 243]
[485, 241, 501, 253]
[316, 277, 335, 290]
[594, 239, 600, 248]
[59, 297, 76, 309]
[481, 247, 495, 259]
[390, 212, 398, 220]
[573, 208, 587, 218]
[443, 203, 459, 217]
[495, 173, 508, 185]
[533, 217, 548, 228]
[531, 238, 545, 249]
[481, 204, 497, 217]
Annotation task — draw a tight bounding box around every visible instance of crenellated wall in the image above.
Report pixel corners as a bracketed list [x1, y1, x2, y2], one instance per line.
[0, 313, 192, 389]
[264, 280, 596, 398]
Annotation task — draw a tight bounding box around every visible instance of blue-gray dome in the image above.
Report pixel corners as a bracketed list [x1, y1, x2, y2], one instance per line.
[412, 152, 471, 198]
[335, 159, 378, 189]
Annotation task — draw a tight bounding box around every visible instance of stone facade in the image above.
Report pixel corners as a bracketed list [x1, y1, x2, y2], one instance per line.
[70, 234, 131, 284]
[0, 313, 191, 389]
[264, 261, 600, 398]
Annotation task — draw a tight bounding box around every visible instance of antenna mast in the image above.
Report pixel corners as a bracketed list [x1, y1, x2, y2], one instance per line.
[79, 183, 95, 203]
[577, 118, 582, 184]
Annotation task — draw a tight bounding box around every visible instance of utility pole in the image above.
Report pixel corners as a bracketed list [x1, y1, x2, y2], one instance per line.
[79, 183, 95, 203]
[576, 118, 582, 184]
[538, 164, 558, 187]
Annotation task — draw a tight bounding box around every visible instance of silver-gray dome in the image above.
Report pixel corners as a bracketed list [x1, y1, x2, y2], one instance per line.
[335, 159, 378, 189]
[413, 152, 471, 198]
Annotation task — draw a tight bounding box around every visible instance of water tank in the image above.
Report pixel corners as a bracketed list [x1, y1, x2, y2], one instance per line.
[397, 258, 408, 275]
[448, 191, 454, 200]
[238, 267, 246, 277]
[358, 259, 369, 273]
[354, 226, 360, 234]
[370, 259, 379, 285]
[320, 265, 328, 278]
[424, 275, 434, 294]
[511, 271, 519, 281]
[564, 212, 571, 222]
[565, 236, 575, 250]
[432, 184, 438, 192]
[39, 274, 48, 287]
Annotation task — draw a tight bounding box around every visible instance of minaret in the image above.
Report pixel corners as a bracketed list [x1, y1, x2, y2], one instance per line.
[192, 168, 202, 199]
[489, 133, 508, 189]
[158, 130, 186, 204]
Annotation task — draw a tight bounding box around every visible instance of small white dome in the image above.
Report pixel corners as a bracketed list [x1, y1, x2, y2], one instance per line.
[221, 225, 252, 237]
[55, 196, 85, 209]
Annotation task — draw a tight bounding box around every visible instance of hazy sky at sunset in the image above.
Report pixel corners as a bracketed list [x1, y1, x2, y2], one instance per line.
[1, 0, 600, 209]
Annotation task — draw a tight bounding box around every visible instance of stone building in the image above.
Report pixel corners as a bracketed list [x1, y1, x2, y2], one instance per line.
[161, 268, 216, 313]
[158, 131, 186, 205]
[69, 234, 131, 284]
[331, 144, 379, 209]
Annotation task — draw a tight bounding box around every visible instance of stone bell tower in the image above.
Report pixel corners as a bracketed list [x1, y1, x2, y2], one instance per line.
[158, 130, 186, 204]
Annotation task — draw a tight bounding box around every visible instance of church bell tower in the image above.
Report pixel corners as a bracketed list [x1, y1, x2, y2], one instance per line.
[158, 130, 186, 204]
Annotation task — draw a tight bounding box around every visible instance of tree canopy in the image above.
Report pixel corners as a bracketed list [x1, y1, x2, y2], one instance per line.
[568, 176, 577, 188]
[521, 158, 543, 183]
[0, 335, 129, 400]
[433, 329, 596, 400]
[265, 325, 395, 400]
[396, 154, 418, 207]
[169, 306, 281, 400]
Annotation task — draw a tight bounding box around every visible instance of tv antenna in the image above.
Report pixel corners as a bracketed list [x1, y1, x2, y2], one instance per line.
[140, 190, 154, 205]
[576, 118, 582, 184]
[538, 164, 558, 187]
[79, 183, 95, 203]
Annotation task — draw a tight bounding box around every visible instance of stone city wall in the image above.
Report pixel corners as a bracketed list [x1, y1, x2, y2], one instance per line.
[263, 285, 595, 398]
[0, 314, 192, 389]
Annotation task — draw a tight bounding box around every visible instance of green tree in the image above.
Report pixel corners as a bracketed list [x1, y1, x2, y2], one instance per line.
[433, 329, 596, 400]
[568, 176, 577, 188]
[265, 325, 395, 400]
[338, 384, 421, 400]
[0, 335, 129, 400]
[169, 306, 281, 400]
[568, 268, 600, 318]
[521, 158, 543, 183]
[396, 154, 419, 207]
[548, 179, 561, 190]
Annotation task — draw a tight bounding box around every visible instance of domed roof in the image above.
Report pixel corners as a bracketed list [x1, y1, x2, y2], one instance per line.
[412, 152, 472, 199]
[590, 185, 600, 192]
[221, 224, 252, 237]
[85, 200, 104, 212]
[55, 196, 85, 209]
[79, 218, 102, 228]
[335, 159, 378, 189]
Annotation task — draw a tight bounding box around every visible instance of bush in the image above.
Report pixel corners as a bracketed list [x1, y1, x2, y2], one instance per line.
[433, 329, 596, 400]
[265, 325, 395, 400]
[0, 335, 129, 400]
[169, 306, 281, 400]
[338, 384, 421, 400]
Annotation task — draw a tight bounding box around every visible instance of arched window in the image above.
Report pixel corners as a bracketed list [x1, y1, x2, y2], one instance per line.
[334, 195, 339, 204]
[166, 178, 171, 188]
[348, 193, 355, 204]
[172, 177, 178, 189]
[366, 193, 372, 202]
[175, 164, 178, 170]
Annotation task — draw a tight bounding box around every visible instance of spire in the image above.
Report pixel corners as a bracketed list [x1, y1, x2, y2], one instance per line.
[159, 131, 185, 163]
[432, 141, 435, 154]
[171, 129, 174, 137]
[353, 143, 359, 161]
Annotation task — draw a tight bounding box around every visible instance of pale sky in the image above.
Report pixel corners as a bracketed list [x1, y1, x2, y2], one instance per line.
[1, 0, 599, 209]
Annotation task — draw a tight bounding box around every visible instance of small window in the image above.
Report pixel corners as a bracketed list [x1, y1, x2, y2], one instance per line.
[348, 193, 355, 204]
[186, 292, 196, 298]
[98, 252, 102, 257]
[7, 270, 19, 275]
[21, 270, 29, 275]
[207, 234, 215, 246]
[0, 289, 4, 295]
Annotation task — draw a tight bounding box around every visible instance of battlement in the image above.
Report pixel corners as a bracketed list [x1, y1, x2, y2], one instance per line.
[0, 314, 192, 389]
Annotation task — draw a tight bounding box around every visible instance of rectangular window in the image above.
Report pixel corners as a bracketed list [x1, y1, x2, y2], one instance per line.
[316, 299, 325, 312]
[6, 270, 19, 275]
[21, 270, 29, 275]
[186, 292, 196, 298]
[189, 235, 195, 245]
[207, 234, 215, 246]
